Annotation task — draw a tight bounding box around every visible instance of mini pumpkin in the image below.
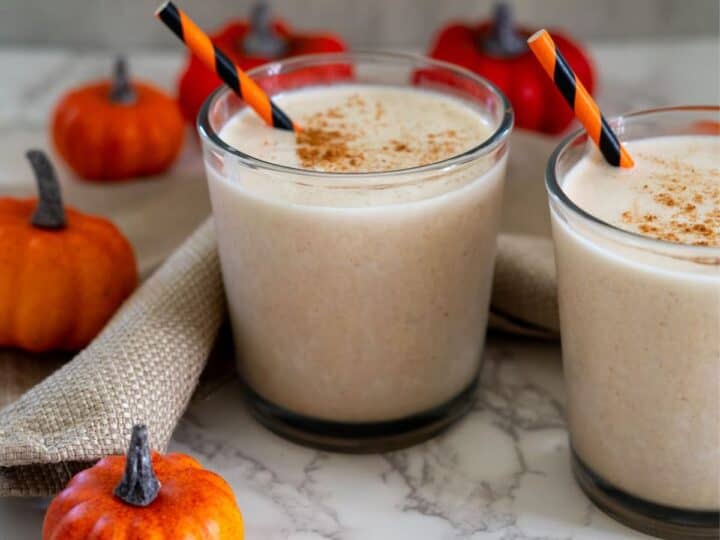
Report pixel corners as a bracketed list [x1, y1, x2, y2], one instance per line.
[177, 1, 347, 124]
[52, 56, 185, 181]
[43, 425, 245, 539]
[0, 150, 138, 352]
[428, 3, 595, 134]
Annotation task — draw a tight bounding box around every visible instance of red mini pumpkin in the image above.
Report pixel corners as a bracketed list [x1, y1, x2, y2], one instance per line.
[52, 56, 185, 181]
[428, 3, 595, 134]
[0, 150, 138, 352]
[43, 425, 244, 539]
[177, 1, 347, 124]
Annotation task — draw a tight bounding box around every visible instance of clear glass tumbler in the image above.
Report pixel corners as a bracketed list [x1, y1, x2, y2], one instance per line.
[547, 106, 719, 539]
[198, 52, 512, 452]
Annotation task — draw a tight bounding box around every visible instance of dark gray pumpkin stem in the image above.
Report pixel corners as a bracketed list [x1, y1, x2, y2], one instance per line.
[26, 150, 66, 230]
[114, 424, 161, 507]
[482, 3, 527, 57]
[243, 0, 288, 57]
[109, 56, 137, 104]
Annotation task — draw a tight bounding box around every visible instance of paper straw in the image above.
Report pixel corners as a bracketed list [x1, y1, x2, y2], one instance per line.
[155, 1, 298, 132]
[528, 29, 634, 168]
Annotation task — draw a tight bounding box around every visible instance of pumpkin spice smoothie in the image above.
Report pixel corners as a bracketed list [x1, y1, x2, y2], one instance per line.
[212, 86, 504, 417]
[548, 121, 719, 537]
[200, 54, 512, 451]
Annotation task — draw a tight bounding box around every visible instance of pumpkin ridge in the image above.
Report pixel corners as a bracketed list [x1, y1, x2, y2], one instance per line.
[50, 499, 99, 539]
[127, 513, 163, 540]
[9, 230, 33, 349]
[0, 223, 25, 345]
[57, 229, 83, 349]
[141, 114, 172, 176]
[66, 107, 100, 178]
[167, 472, 241, 532]
[127, 105, 151, 177]
[88, 514, 129, 539]
[78, 217, 138, 299]
[187, 469, 237, 500]
[40, 483, 82, 533]
[200, 498, 241, 538]
[172, 517, 213, 540]
[64, 235, 95, 349]
[197, 516, 224, 540]
[56, 213, 137, 348]
[16, 229, 110, 351]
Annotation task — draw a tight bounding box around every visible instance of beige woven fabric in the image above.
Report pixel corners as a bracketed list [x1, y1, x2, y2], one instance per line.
[490, 234, 559, 338]
[0, 219, 224, 496]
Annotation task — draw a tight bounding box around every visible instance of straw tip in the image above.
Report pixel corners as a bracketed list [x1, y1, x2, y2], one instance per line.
[527, 28, 549, 44]
[154, 0, 171, 17]
[620, 149, 635, 169]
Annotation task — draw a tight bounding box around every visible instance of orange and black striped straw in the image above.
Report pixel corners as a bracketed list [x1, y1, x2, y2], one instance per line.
[528, 29, 633, 168]
[155, 1, 298, 132]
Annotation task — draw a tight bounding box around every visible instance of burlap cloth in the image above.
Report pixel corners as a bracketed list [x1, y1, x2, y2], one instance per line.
[0, 220, 224, 496]
[0, 130, 558, 496]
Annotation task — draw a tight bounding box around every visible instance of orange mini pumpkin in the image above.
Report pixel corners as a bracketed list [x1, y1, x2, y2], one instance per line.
[43, 425, 245, 539]
[52, 57, 185, 181]
[0, 150, 138, 352]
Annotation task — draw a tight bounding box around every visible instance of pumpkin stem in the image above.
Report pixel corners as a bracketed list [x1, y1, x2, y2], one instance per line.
[482, 3, 527, 58]
[109, 56, 137, 105]
[243, 0, 288, 57]
[114, 424, 161, 507]
[26, 150, 66, 230]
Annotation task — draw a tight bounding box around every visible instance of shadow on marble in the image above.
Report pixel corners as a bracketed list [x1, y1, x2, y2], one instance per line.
[0, 496, 48, 539]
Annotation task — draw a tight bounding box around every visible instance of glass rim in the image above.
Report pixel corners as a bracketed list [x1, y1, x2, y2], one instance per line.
[197, 50, 514, 179]
[546, 104, 720, 257]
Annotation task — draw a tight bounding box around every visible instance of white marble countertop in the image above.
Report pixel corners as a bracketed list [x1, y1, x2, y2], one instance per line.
[0, 38, 717, 539]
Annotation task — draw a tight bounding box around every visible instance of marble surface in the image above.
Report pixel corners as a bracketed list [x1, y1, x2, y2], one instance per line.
[1, 338, 656, 540]
[0, 38, 718, 539]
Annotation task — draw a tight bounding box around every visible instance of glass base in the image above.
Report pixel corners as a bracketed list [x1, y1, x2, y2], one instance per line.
[243, 380, 478, 453]
[571, 451, 719, 539]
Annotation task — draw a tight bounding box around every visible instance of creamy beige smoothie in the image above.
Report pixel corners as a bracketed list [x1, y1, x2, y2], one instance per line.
[205, 85, 508, 423]
[551, 135, 720, 511]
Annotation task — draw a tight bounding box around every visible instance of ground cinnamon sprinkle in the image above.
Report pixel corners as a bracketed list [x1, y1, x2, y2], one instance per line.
[325, 107, 344, 119]
[294, 93, 471, 172]
[296, 128, 361, 170]
[390, 140, 410, 152]
[639, 223, 659, 234]
[620, 152, 719, 246]
[374, 101, 385, 121]
[654, 192, 676, 207]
